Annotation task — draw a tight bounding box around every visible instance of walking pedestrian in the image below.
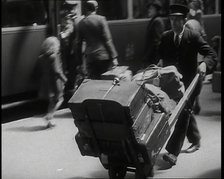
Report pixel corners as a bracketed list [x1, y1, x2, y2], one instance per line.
[77, 0, 118, 79]
[38, 37, 67, 128]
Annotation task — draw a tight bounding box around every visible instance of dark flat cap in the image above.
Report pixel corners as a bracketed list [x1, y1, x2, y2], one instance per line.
[169, 4, 189, 16]
[87, 0, 98, 8]
[64, 0, 78, 6]
[85, 0, 98, 11]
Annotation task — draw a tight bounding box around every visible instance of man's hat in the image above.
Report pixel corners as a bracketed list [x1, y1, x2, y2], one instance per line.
[64, 0, 78, 6]
[63, 0, 78, 10]
[86, 0, 98, 11]
[147, 0, 162, 10]
[169, 0, 189, 17]
[87, 0, 98, 7]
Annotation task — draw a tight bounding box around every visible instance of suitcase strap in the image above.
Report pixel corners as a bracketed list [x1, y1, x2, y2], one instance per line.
[102, 77, 120, 99]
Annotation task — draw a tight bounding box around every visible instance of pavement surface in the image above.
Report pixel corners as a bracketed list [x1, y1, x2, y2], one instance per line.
[2, 83, 221, 179]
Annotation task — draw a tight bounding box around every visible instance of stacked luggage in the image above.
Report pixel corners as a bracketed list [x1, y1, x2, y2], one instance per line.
[68, 65, 199, 178]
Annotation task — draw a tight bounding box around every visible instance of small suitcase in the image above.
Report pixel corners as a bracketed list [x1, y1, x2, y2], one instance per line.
[101, 66, 132, 81]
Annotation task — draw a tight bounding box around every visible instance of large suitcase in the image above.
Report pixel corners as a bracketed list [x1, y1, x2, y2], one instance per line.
[68, 79, 176, 178]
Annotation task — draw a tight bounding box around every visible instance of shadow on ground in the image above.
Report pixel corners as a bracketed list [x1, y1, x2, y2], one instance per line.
[4, 125, 49, 132]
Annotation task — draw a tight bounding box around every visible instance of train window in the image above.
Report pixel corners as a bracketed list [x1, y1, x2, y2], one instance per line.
[133, 0, 170, 19]
[202, 0, 220, 14]
[81, 0, 128, 20]
[1, 0, 47, 27]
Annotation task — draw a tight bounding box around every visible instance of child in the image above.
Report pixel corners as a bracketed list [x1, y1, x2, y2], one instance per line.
[38, 36, 67, 128]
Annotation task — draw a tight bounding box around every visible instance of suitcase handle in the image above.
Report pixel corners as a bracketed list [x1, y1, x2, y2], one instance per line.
[102, 77, 120, 99]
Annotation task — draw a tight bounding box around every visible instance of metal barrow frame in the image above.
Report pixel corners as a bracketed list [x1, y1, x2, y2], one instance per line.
[73, 74, 200, 179]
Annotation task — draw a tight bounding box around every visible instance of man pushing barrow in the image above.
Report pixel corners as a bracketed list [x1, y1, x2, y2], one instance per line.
[68, 65, 200, 178]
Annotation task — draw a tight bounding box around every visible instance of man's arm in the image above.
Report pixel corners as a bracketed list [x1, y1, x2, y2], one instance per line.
[60, 18, 74, 40]
[51, 55, 67, 83]
[76, 23, 84, 66]
[143, 18, 165, 63]
[101, 16, 118, 60]
[195, 32, 218, 74]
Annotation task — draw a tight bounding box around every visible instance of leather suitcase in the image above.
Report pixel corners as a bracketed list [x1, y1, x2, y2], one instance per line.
[69, 80, 153, 158]
[69, 79, 173, 164]
[69, 79, 149, 126]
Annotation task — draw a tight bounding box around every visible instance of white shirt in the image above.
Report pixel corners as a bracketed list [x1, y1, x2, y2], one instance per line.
[174, 26, 185, 44]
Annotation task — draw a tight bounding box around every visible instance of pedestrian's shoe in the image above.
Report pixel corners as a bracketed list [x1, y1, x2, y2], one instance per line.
[163, 153, 177, 166]
[185, 143, 200, 153]
[193, 104, 201, 115]
[46, 120, 56, 128]
[44, 113, 53, 121]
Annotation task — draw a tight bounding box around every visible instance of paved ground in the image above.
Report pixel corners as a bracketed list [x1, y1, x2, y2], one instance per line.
[2, 83, 221, 179]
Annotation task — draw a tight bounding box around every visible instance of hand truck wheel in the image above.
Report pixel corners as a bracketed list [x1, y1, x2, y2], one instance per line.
[108, 165, 127, 179]
[135, 169, 146, 179]
[135, 165, 154, 179]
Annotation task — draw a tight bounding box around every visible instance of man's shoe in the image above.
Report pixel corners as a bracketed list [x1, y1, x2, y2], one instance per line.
[163, 153, 177, 166]
[193, 104, 201, 115]
[185, 143, 200, 153]
[46, 120, 56, 128]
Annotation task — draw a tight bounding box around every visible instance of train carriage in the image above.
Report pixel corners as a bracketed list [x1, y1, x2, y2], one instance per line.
[1, 0, 221, 105]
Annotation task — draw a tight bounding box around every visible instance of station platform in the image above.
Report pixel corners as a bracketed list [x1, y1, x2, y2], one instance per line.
[2, 83, 221, 179]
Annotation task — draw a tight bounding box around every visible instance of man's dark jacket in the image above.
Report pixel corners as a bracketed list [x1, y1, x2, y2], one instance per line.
[158, 28, 217, 87]
[77, 14, 118, 61]
[143, 15, 165, 65]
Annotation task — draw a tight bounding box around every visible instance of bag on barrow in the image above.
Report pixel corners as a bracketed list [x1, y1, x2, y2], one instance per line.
[133, 65, 185, 102]
[101, 66, 133, 81]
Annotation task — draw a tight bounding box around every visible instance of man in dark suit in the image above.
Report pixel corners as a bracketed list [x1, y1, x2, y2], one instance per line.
[142, 0, 165, 67]
[77, 0, 118, 79]
[60, 0, 83, 100]
[157, 2, 217, 166]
